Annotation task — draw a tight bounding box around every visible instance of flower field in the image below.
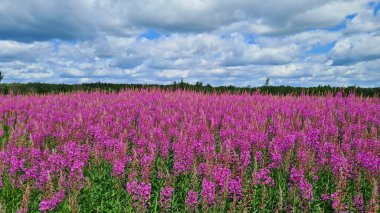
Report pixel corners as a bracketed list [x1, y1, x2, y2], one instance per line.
[0, 90, 379, 212]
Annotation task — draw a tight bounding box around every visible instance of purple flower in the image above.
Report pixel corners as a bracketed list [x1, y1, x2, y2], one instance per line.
[186, 190, 198, 210]
[39, 190, 65, 212]
[255, 151, 262, 162]
[289, 167, 304, 184]
[240, 151, 251, 168]
[353, 193, 364, 213]
[268, 152, 282, 168]
[139, 182, 152, 202]
[331, 192, 340, 210]
[255, 168, 275, 187]
[112, 159, 126, 177]
[356, 152, 380, 175]
[201, 178, 216, 206]
[330, 153, 349, 177]
[299, 180, 313, 201]
[126, 181, 151, 208]
[126, 180, 138, 195]
[159, 186, 174, 210]
[289, 167, 313, 203]
[213, 165, 231, 189]
[197, 163, 211, 177]
[321, 194, 329, 201]
[228, 176, 243, 199]
[174, 161, 186, 174]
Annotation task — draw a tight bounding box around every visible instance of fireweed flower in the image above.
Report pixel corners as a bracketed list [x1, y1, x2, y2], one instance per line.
[356, 152, 380, 175]
[197, 163, 211, 178]
[139, 182, 152, 204]
[228, 177, 243, 200]
[289, 167, 314, 203]
[330, 153, 349, 177]
[240, 151, 251, 169]
[213, 165, 231, 190]
[255, 151, 262, 162]
[321, 194, 330, 201]
[126, 180, 138, 197]
[353, 193, 364, 213]
[186, 190, 198, 210]
[330, 192, 347, 211]
[112, 157, 128, 177]
[299, 180, 313, 201]
[159, 186, 174, 210]
[39, 190, 65, 212]
[269, 152, 282, 169]
[254, 168, 275, 187]
[201, 178, 216, 206]
[289, 167, 304, 190]
[140, 155, 153, 180]
[126, 181, 151, 208]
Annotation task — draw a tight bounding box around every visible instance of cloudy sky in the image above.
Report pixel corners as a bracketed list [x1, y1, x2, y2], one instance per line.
[0, 0, 379, 87]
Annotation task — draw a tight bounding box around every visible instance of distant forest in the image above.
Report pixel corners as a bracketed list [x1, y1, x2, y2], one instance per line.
[0, 81, 379, 97]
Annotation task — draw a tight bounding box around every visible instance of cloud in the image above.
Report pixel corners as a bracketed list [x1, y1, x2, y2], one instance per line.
[328, 33, 380, 65]
[0, 0, 370, 42]
[345, 8, 380, 34]
[0, 0, 140, 42]
[0, 0, 379, 87]
[220, 43, 300, 66]
[0, 40, 51, 62]
[1, 30, 380, 87]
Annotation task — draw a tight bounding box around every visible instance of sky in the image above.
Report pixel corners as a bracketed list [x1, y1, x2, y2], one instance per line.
[0, 0, 379, 87]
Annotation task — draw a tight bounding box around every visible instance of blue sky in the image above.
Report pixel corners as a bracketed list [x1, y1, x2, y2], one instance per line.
[0, 0, 379, 87]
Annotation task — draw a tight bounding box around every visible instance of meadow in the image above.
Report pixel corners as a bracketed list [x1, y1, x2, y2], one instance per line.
[0, 89, 379, 212]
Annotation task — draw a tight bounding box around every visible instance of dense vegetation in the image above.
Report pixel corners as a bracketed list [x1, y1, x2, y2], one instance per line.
[0, 82, 379, 97]
[0, 90, 379, 212]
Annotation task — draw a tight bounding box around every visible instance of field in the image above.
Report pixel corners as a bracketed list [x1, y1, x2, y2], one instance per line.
[0, 90, 379, 212]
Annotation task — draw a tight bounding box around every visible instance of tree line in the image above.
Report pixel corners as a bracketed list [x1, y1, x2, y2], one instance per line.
[0, 81, 378, 97]
[0, 71, 378, 96]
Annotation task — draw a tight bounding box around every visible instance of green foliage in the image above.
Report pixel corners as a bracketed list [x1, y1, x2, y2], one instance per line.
[0, 155, 376, 212]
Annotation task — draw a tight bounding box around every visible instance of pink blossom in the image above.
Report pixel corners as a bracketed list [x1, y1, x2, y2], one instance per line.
[186, 190, 198, 210]
[39, 190, 65, 212]
[159, 186, 174, 210]
[228, 176, 243, 199]
[201, 178, 216, 206]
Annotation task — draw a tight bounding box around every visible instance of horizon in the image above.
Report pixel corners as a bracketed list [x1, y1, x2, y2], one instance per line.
[0, 1, 379, 87]
[1, 81, 379, 89]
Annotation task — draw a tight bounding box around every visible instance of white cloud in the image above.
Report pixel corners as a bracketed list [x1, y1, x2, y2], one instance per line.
[345, 9, 380, 34]
[0, 0, 370, 41]
[328, 33, 380, 65]
[0, 0, 379, 87]
[221, 43, 300, 66]
[282, 30, 341, 48]
[0, 40, 51, 62]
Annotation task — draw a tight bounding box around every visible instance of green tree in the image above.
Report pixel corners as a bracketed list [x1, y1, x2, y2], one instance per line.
[0, 71, 4, 82]
[264, 77, 270, 87]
